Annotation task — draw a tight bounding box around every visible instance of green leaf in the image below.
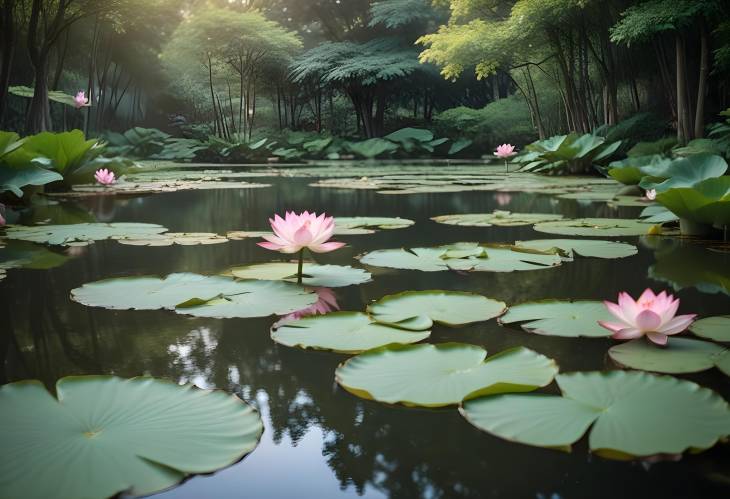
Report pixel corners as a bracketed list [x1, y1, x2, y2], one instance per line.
[3, 130, 100, 175]
[639, 205, 678, 224]
[533, 218, 656, 237]
[335, 343, 558, 407]
[271, 311, 430, 353]
[639, 154, 728, 193]
[655, 176, 730, 228]
[500, 300, 614, 338]
[690, 316, 730, 342]
[6, 223, 167, 246]
[448, 138, 472, 155]
[227, 262, 371, 287]
[461, 370, 730, 457]
[431, 211, 563, 227]
[514, 239, 638, 260]
[609, 337, 729, 376]
[0, 165, 63, 197]
[334, 216, 415, 234]
[347, 138, 399, 158]
[8, 85, 79, 107]
[367, 290, 506, 331]
[384, 127, 434, 143]
[0, 376, 263, 499]
[0, 131, 24, 159]
[117, 232, 228, 246]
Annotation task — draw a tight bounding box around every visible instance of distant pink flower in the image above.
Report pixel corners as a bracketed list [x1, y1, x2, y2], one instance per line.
[0, 203, 5, 226]
[494, 143, 517, 159]
[94, 168, 116, 185]
[645, 189, 657, 201]
[74, 91, 90, 109]
[274, 287, 339, 326]
[258, 211, 345, 254]
[598, 289, 696, 346]
[494, 193, 512, 207]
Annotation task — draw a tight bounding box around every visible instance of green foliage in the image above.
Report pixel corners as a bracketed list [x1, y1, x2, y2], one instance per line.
[0, 131, 25, 159]
[369, 0, 441, 28]
[639, 154, 728, 192]
[0, 166, 63, 198]
[104, 127, 171, 158]
[8, 86, 80, 108]
[597, 112, 668, 145]
[627, 137, 678, 157]
[515, 133, 622, 175]
[611, 0, 720, 44]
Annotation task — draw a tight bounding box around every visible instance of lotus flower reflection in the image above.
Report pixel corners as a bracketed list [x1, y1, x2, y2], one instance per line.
[74, 91, 90, 109]
[94, 168, 116, 185]
[274, 287, 339, 327]
[598, 289, 696, 346]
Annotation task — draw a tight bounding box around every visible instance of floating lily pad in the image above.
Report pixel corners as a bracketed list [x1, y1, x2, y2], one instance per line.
[460, 370, 730, 457]
[227, 262, 371, 287]
[431, 211, 563, 227]
[335, 343, 558, 407]
[499, 300, 614, 338]
[533, 218, 655, 237]
[0, 376, 263, 499]
[690, 316, 730, 342]
[609, 338, 730, 376]
[359, 242, 562, 273]
[52, 179, 270, 197]
[367, 290, 506, 331]
[117, 232, 228, 246]
[640, 205, 679, 224]
[6, 223, 167, 246]
[71, 273, 316, 318]
[271, 312, 430, 353]
[334, 216, 415, 234]
[226, 230, 271, 240]
[514, 239, 637, 260]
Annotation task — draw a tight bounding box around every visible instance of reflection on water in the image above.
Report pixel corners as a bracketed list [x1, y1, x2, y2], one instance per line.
[2, 176, 729, 498]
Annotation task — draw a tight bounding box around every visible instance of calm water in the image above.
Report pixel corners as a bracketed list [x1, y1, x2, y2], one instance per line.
[2, 170, 729, 499]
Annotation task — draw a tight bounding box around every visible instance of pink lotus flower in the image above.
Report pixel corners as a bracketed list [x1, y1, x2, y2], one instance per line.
[494, 143, 517, 159]
[494, 193, 512, 207]
[94, 168, 116, 185]
[598, 289, 696, 346]
[645, 189, 657, 201]
[258, 211, 345, 254]
[74, 91, 90, 109]
[0, 203, 5, 227]
[274, 287, 339, 326]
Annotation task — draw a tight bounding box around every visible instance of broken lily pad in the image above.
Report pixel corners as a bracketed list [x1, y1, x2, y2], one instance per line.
[117, 232, 228, 246]
[271, 312, 430, 353]
[227, 262, 371, 288]
[6, 223, 167, 246]
[514, 239, 638, 260]
[367, 290, 506, 331]
[335, 343, 558, 407]
[461, 370, 730, 458]
[0, 376, 263, 499]
[690, 316, 730, 342]
[609, 338, 730, 376]
[533, 218, 656, 237]
[431, 211, 563, 227]
[499, 300, 614, 338]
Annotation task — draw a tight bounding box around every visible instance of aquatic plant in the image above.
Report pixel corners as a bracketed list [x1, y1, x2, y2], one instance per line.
[598, 289, 696, 346]
[495, 143, 517, 172]
[73, 90, 90, 109]
[93, 168, 115, 185]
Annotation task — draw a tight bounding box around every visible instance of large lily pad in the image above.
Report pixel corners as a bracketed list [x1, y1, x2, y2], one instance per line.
[71, 273, 317, 318]
[654, 176, 730, 228]
[533, 218, 655, 237]
[690, 316, 730, 342]
[6, 222, 167, 246]
[359, 242, 562, 273]
[639, 154, 728, 193]
[609, 338, 730, 376]
[514, 239, 637, 260]
[367, 290, 506, 331]
[499, 300, 614, 338]
[117, 232, 228, 246]
[271, 312, 430, 353]
[431, 211, 563, 227]
[0, 376, 263, 499]
[227, 262, 371, 288]
[334, 216, 415, 234]
[460, 370, 730, 457]
[335, 343, 558, 407]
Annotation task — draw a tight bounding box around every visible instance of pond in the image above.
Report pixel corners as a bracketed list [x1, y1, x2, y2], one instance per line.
[1, 164, 729, 499]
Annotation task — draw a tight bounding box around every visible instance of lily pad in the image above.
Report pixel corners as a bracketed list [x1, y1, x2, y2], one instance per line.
[460, 370, 730, 457]
[71, 273, 317, 318]
[609, 338, 730, 376]
[499, 300, 614, 338]
[690, 316, 730, 342]
[6, 222, 167, 246]
[0, 376, 263, 499]
[533, 218, 656, 237]
[271, 312, 430, 353]
[639, 205, 679, 224]
[359, 242, 562, 273]
[334, 216, 415, 234]
[367, 290, 506, 331]
[514, 239, 638, 260]
[654, 176, 730, 228]
[117, 232, 228, 246]
[227, 262, 371, 287]
[53, 179, 270, 197]
[431, 211, 563, 227]
[335, 343, 558, 407]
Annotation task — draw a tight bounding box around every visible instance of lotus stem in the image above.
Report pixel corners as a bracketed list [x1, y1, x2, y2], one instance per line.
[297, 249, 304, 284]
[505, 159, 508, 173]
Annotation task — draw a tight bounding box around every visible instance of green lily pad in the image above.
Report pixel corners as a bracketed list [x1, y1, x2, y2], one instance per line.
[335, 343, 558, 407]
[270, 312, 431, 353]
[655, 176, 730, 228]
[499, 300, 614, 338]
[0, 376, 263, 499]
[514, 239, 637, 260]
[640, 154, 728, 193]
[460, 370, 730, 457]
[639, 205, 679, 224]
[431, 211, 563, 227]
[117, 232, 228, 246]
[226, 230, 271, 240]
[609, 338, 730, 376]
[690, 316, 730, 342]
[367, 290, 506, 331]
[533, 218, 656, 237]
[334, 216, 415, 234]
[55, 179, 270, 197]
[227, 262, 371, 288]
[6, 223, 168, 246]
[71, 273, 317, 318]
[359, 242, 562, 273]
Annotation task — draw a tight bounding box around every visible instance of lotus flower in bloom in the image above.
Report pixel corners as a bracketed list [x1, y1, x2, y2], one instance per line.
[74, 91, 90, 109]
[645, 189, 657, 201]
[94, 168, 116, 185]
[258, 211, 345, 254]
[598, 289, 696, 346]
[494, 193, 512, 207]
[494, 143, 517, 159]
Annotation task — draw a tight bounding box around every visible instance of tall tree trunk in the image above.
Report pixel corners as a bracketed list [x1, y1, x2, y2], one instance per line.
[51, 29, 70, 90]
[27, 61, 52, 133]
[694, 20, 710, 139]
[675, 33, 691, 144]
[0, 0, 16, 126]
